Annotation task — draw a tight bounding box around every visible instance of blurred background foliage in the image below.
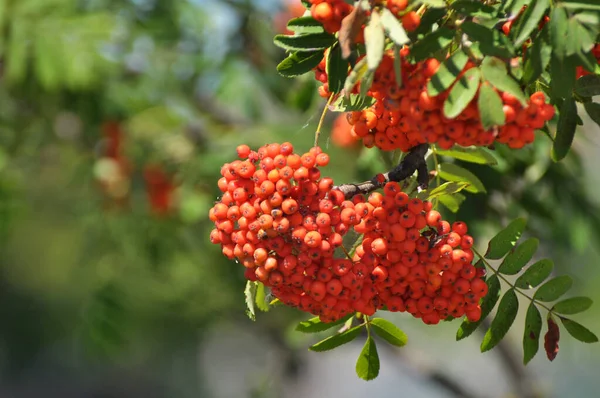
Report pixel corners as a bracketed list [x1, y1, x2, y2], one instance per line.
[0, 0, 598, 397]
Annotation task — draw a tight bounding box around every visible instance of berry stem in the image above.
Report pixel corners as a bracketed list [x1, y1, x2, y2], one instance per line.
[315, 94, 335, 147]
[334, 143, 429, 199]
[471, 246, 554, 313]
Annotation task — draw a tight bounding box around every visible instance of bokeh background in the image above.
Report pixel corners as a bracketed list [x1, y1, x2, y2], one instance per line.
[0, 0, 599, 397]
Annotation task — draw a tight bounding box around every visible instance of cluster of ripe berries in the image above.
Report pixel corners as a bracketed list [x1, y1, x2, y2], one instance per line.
[308, 0, 420, 35]
[209, 143, 487, 324]
[315, 50, 556, 151]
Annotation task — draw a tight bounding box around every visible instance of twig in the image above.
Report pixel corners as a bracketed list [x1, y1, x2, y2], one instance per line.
[334, 143, 429, 199]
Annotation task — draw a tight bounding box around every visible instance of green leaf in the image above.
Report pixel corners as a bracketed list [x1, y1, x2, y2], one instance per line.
[549, 7, 569, 60]
[438, 192, 466, 213]
[550, 54, 577, 98]
[370, 318, 408, 347]
[523, 303, 542, 364]
[360, 70, 375, 99]
[437, 163, 486, 194]
[309, 324, 363, 352]
[443, 68, 481, 119]
[583, 102, 600, 127]
[296, 314, 353, 333]
[511, 0, 550, 47]
[417, 181, 469, 201]
[277, 50, 324, 77]
[461, 21, 514, 59]
[515, 259, 554, 289]
[523, 26, 552, 83]
[419, 0, 446, 8]
[329, 94, 376, 112]
[451, 0, 497, 17]
[435, 146, 498, 165]
[498, 238, 539, 275]
[560, 0, 600, 11]
[344, 57, 369, 94]
[575, 74, 600, 97]
[380, 8, 410, 46]
[427, 50, 469, 97]
[480, 57, 527, 105]
[273, 32, 336, 52]
[365, 10, 385, 71]
[255, 282, 270, 312]
[560, 318, 599, 343]
[410, 27, 454, 61]
[286, 16, 325, 34]
[551, 96, 578, 162]
[244, 281, 257, 321]
[478, 83, 506, 130]
[481, 289, 519, 352]
[552, 297, 593, 315]
[327, 43, 349, 93]
[355, 336, 380, 381]
[485, 218, 527, 260]
[456, 274, 501, 340]
[534, 276, 573, 302]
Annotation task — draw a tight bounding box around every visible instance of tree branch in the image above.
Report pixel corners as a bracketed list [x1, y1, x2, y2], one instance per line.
[334, 143, 429, 199]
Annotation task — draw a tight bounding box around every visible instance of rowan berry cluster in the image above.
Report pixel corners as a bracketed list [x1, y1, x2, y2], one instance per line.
[351, 182, 486, 324]
[209, 144, 487, 324]
[308, 0, 420, 35]
[316, 51, 555, 151]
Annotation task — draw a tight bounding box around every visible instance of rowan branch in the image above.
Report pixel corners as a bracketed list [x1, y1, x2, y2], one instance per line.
[334, 144, 429, 199]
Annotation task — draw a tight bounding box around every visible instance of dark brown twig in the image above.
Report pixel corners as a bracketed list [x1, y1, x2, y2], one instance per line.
[334, 143, 429, 199]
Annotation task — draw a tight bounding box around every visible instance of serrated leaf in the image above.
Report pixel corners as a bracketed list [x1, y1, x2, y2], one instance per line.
[478, 83, 506, 130]
[583, 102, 600, 127]
[365, 10, 385, 71]
[485, 218, 527, 260]
[551, 96, 578, 162]
[418, 181, 469, 201]
[309, 324, 363, 351]
[575, 74, 600, 97]
[560, 318, 599, 343]
[443, 68, 481, 119]
[461, 21, 514, 59]
[273, 32, 336, 52]
[359, 69, 375, 99]
[244, 281, 257, 321]
[523, 303, 542, 364]
[327, 43, 349, 93]
[480, 57, 527, 105]
[481, 289, 519, 352]
[515, 259, 554, 289]
[344, 57, 369, 94]
[355, 336, 380, 381]
[380, 8, 410, 46]
[437, 163, 486, 194]
[370, 318, 408, 347]
[498, 238, 539, 275]
[427, 50, 469, 97]
[296, 314, 353, 333]
[511, 0, 550, 47]
[451, 0, 497, 17]
[255, 282, 270, 312]
[523, 26, 552, 83]
[435, 146, 498, 165]
[329, 94, 376, 112]
[534, 276, 573, 302]
[287, 16, 325, 34]
[438, 192, 466, 213]
[410, 27, 454, 62]
[552, 297, 593, 315]
[277, 51, 324, 77]
[456, 274, 501, 340]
